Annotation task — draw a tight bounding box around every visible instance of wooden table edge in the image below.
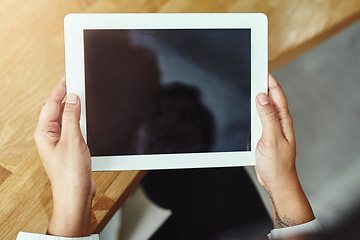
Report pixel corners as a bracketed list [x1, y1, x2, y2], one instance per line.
[92, 170, 147, 234]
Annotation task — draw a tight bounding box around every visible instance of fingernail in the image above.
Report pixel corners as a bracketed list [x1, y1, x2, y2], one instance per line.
[258, 93, 269, 105]
[67, 93, 78, 104]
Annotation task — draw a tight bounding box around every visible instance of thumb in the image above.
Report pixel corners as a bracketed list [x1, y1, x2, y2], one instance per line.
[61, 93, 82, 139]
[256, 93, 282, 139]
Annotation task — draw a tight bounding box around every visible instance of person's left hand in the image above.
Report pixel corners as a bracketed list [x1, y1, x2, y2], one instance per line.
[34, 76, 96, 237]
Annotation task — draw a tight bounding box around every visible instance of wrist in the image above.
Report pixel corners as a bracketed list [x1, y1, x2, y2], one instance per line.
[267, 170, 301, 197]
[268, 179, 315, 228]
[52, 192, 93, 214]
[48, 189, 94, 237]
[52, 181, 95, 206]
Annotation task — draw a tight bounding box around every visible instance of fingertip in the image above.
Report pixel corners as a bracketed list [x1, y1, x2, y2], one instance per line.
[66, 93, 79, 104]
[268, 73, 281, 91]
[268, 72, 275, 80]
[257, 93, 270, 106]
[62, 94, 81, 129]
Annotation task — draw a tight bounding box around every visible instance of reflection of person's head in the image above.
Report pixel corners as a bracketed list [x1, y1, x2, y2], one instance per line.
[84, 30, 160, 156]
[144, 82, 215, 154]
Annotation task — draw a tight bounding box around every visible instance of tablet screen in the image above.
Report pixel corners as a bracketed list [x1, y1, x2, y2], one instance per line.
[84, 29, 251, 157]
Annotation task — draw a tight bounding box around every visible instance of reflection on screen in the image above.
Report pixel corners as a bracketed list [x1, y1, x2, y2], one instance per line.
[84, 29, 251, 156]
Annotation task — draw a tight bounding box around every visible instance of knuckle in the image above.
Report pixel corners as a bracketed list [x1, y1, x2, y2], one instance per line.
[44, 131, 60, 144]
[262, 109, 278, 122]
[63, 105, 78, 119]
[47, 94, 62, 105]
[34, 122, 60, 143]
[268, 81, 278, 91]
[60, 134, 84, 147]
[44, 122, 60, 133]
[279, 108, 292, 121]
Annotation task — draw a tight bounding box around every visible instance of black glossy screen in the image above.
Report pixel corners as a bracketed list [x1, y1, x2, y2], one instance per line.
[84, 29, 251, 156]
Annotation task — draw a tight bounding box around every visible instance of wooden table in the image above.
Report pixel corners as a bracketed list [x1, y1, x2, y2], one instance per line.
[0, 0, 359, 238]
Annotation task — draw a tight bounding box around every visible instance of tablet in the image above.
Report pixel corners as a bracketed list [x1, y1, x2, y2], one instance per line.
[64, 13, 268, 171]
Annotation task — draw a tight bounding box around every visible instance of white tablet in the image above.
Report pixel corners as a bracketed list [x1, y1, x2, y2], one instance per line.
[64, 13, 267, 171]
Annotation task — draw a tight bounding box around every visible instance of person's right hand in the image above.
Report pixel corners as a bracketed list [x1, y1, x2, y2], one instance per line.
[255, 73, 314, 228]
[255, 73, 297, 194]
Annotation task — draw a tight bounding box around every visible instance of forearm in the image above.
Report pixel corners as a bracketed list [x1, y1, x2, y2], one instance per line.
[268, 178, 315, 229]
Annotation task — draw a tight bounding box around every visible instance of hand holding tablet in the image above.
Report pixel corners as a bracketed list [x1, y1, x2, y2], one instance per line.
[29, 13, 318, 239]
[34, 77, 95, 237]
[64, 13, 268, 171]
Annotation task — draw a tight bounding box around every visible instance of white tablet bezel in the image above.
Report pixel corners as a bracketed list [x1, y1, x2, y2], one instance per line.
[64, 13, 268, 171]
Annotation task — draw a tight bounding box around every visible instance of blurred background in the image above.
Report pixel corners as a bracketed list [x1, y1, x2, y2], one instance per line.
[1, 1, 360, 239]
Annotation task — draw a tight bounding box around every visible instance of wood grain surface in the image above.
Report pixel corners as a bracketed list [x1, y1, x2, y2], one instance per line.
[0, 0, 359, 239]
